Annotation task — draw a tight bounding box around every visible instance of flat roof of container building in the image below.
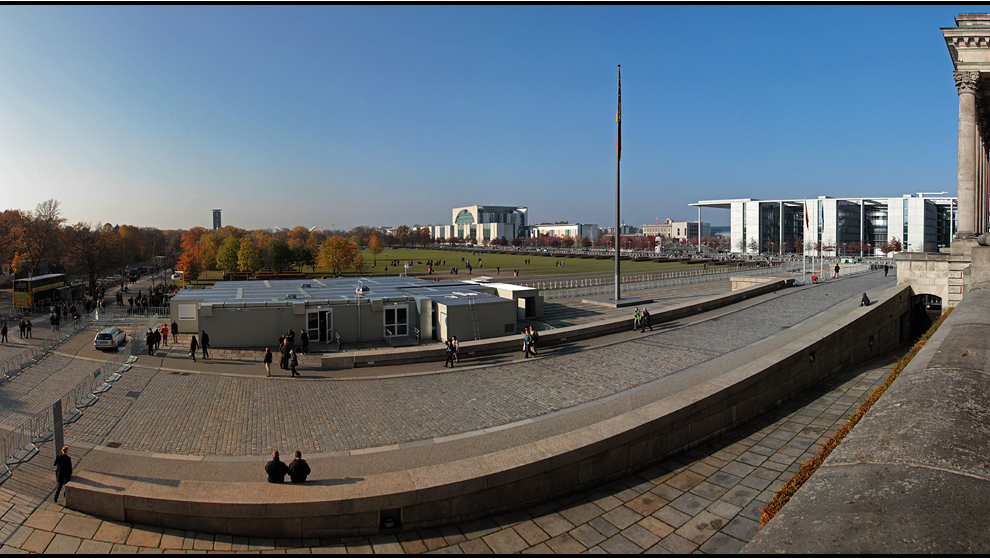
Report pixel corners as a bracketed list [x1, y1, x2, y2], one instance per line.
[169, 276, 508, 306]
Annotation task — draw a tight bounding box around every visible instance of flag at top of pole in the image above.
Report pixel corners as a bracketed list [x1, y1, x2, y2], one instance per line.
[616, 65, 621, 160]
[804, 200, 810, 230]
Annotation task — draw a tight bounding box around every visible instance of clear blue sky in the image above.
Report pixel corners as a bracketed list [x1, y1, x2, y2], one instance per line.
[0, 5, 977, 230]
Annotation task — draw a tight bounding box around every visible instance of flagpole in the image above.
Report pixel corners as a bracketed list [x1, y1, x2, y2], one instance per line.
[614, 64, 621, 302]
[803, 199, 807, 280]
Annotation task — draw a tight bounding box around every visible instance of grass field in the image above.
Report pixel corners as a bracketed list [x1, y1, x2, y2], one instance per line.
[187, 248, 725, 288]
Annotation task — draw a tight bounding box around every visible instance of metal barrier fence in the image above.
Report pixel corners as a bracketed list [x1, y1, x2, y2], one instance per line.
[528, 263, 803, 301]
[0, 311, 99, 384]
[0, 336, 133, 482]
[0, 311, 162, 482]
[94, 306, 170, 323]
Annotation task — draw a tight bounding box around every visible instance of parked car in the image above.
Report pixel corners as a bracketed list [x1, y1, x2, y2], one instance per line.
[94, 327, 126, 351]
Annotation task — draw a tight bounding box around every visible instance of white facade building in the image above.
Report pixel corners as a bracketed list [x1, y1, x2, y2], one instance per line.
[431, 205, 528, 244]
[692, 194, 957, 256]
[529, 223, 599, 242]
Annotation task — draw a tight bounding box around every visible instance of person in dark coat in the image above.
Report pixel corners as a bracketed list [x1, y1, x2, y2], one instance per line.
[54, 446, 72, 502]
[640, 308, 653, 332]
[171, 320, 179, 344]
[200, 330, 210, 359]
[289, 350, 299, 377]
[190, 335, 198, 362]
[146, 328, 155, 356]
[281, 341, 291, 370]
[263, 348, 273, 377]
[288, 450, 311, 483]
[300, 330, 309, 355]
[1, 322, 7, 343]
[265, 451, 289, 483]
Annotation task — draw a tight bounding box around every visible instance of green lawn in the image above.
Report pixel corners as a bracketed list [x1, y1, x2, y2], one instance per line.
[186, 248, 728, 288]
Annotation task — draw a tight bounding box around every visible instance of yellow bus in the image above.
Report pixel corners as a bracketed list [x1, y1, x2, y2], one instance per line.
[12, 274, 66, 309]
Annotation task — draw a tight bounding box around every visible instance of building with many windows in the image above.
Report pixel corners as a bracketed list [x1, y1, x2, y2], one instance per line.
[431, 205, 528, 243]
[691, 194, 957, 256]
[529, 223, 599, 243]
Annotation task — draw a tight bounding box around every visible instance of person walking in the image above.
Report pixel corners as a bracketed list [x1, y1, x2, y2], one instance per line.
[451, 335, 459, 363]
[146, 328, 155, 356]
[528, 327, 539, 357]
[289, 349, 299, 377]
[641, 308, 653, 332]
[834, 263, 840, 279]
[286, 329, 295, 352]
[1, 322, 7, 343]
[263, 348, 273, 377]
[25, 320, 31, 339]
[171, 320, 179, 344]
[265, 451, 289, 483]
[161, 323, 169, 347]
[884, 263, 889, 277]
[19, 319, 25, 338]
[200, 330, 210, 359]
[50, 312, 56, 332]
[288, 451, 311, 483]
[523, 329, 534, 358]
[189, 335, 198, 362]
[444, 338, 456, 368]
[53, 446, 72, 502]
[633, 307, 642, 331]
[300, 330, 309, 355]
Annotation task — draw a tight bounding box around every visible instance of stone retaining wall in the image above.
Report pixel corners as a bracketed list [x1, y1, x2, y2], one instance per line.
[66, 284, 910, 539]
[322, 279, 795, 370]
[744, 281, 990, 554]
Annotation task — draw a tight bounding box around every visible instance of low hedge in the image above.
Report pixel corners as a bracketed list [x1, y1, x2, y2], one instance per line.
[760, 308, 953, 526]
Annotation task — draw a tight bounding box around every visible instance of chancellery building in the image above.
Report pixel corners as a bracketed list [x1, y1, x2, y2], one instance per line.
[691, 194, 957, 256]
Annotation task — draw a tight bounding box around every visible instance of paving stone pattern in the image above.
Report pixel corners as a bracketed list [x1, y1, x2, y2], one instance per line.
[60, 273, 892, 455]
[0, 352, 897, 554]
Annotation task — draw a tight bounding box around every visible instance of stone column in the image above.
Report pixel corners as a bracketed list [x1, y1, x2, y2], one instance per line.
[955, 70, 980, 240]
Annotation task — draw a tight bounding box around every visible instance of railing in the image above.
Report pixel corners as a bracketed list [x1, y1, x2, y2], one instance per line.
[413, 327, 421, 344]
[94, 306, 170, 323]
[383, 328, 394, 347]
[791, 263, 882, 286]
[0, 312, 98, 384]
[526, 263, 802, 301]
[0, 331, 133, 483]
[333, 332, 341, 352]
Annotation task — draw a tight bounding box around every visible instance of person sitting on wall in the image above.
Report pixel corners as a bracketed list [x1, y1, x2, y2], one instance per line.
[266, 451, 289, 483]
[288, 450, 311, 483]
[861, 293, 871, 307]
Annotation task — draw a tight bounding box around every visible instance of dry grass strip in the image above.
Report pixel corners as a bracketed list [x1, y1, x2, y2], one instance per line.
[760, 308, 954, 526]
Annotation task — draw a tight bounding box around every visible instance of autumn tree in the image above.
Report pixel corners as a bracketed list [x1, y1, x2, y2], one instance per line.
[117, 225, 146, 265]
[0, 209, 26, 264]
[216, 236, 241, 275]
[19, 199, 66, 275]
[747, 238, 759, 253]
[63, 222, 123, 295]
[353, 253, 366, 276]
[880, 237, 903, 257]
[368, 234, 384, 266]
[395, 225, 411, 247]
[318, 235, 356, 278]
[237, 238, 261, 273]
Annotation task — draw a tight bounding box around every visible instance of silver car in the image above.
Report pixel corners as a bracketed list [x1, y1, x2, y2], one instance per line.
[94, 327, 126, 350]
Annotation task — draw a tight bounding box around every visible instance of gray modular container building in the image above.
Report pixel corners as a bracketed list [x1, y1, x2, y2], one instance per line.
[168, 276, 542, 348]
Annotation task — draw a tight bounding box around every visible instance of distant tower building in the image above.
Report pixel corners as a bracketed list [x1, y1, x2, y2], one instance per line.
[212, 209, 222, 230]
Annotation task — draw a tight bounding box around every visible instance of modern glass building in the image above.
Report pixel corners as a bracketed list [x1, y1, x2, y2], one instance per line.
[691, 194, 957, 256]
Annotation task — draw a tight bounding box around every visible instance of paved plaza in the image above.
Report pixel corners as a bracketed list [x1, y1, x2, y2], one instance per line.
[0, 272, 898, 553]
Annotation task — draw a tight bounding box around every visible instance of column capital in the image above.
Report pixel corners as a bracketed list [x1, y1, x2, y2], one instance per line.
[955, 70, 981, 94]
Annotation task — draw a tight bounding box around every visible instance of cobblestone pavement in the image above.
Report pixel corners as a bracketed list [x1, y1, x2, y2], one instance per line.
[56, 273, 892, 456]
[0, 351, 898, 554]
[0, 272, 897, 553]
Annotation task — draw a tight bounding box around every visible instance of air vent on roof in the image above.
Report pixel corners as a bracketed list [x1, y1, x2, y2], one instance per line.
[286, 294, 297, 299]
[301, 284, 312, 288]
